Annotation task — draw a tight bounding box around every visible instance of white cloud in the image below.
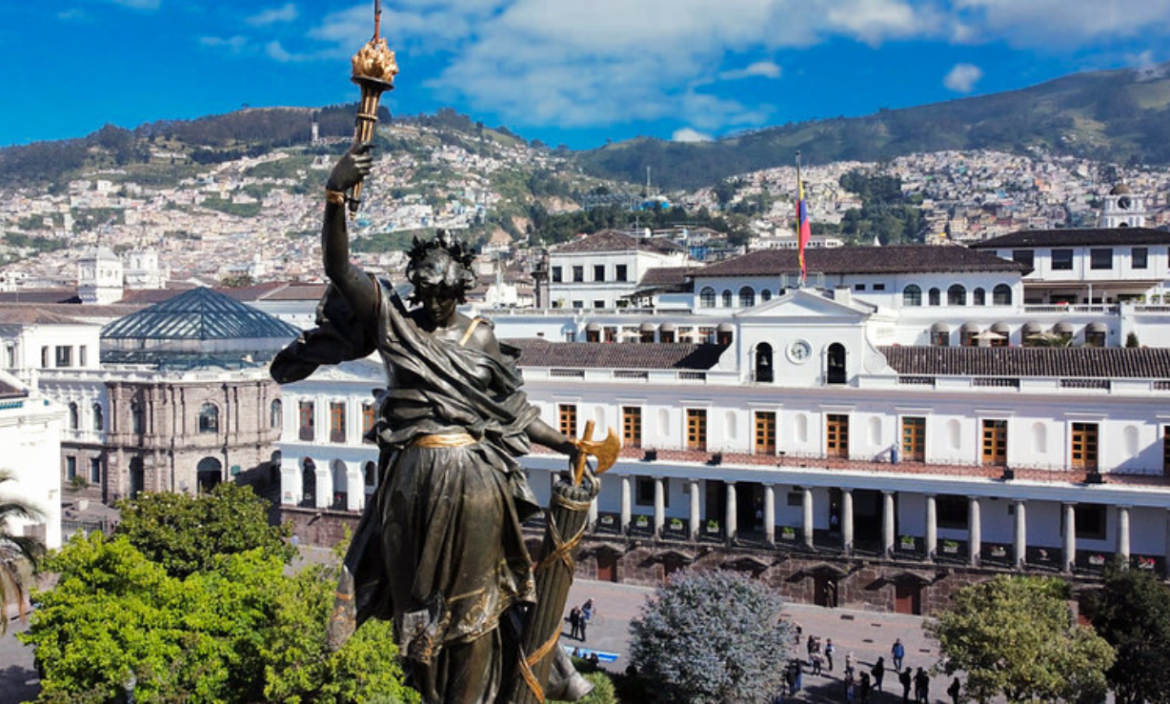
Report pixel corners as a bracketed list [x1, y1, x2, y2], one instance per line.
[109, 0, 160, 9]
[200, 36, 249, 53]
[672, 128, 713, 143]
[721, 61, 782, 81]
[944, 62, 983, 93]
[247, 3, 299, 26]
[954, 0, 1170, 46]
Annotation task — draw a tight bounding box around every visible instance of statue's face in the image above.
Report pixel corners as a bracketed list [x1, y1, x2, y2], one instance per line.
[416, 280, 457, 325]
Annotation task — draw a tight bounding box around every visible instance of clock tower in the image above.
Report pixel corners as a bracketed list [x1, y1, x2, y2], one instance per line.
[1101, 183, 1147, 228]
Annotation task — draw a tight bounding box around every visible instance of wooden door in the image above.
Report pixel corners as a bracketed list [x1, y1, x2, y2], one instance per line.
[826, 414, 849, 458]
[981, 420, 1007, 465]
[902, 417, 925, 462]
[1071, 423, 1098, 471]
[755, 412, 776, 455]
[596, 551, 617, 583]
[894, 582, 921, 615]
[687, 409, 707, 452]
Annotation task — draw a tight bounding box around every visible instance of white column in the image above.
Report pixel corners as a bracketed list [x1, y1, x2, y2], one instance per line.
[620, 475, 632, 533]
[653, 477, 666, 535]
[882, 491, 896, 558]
[314, 465, 330, 510]
[842, 488, 854, 555]
[346, 466, 364, 512]
[802, 487, 814, 548]
[764, 484, 776, 545]
[968, 497, 982, 567]
[1063, 503, 1077, 573]
[1117, 506, 1131, 565]
[925, 494, 938, 561]
[1013, 500, 1027, 568]
[726, 481, 738, 541]
[689, 480, 701, 541]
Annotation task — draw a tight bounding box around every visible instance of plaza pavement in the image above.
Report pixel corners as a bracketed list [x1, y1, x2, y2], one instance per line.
[563, 578, 958, 703]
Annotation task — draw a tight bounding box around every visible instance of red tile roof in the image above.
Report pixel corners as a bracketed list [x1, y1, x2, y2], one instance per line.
[880, 346, 1170, 379]
[695, 245, 1025, 277]
[970, 228, 1170, 249]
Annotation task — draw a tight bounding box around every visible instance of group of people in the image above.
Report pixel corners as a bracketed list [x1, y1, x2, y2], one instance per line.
[776, 633, 963, 703]
[567, 598, 594, 641]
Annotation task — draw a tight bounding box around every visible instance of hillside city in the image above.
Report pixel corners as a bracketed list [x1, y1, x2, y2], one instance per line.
[3, 117, 1169, 292]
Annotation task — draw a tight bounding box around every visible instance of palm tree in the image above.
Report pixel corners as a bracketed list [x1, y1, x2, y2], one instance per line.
[0, 470, 45, 633]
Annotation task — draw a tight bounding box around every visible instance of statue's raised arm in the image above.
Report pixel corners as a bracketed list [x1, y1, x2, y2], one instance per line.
[323, 142, 378, 322]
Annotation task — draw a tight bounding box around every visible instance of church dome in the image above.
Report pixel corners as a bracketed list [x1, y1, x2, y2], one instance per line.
[1109, 183, 1132, 195]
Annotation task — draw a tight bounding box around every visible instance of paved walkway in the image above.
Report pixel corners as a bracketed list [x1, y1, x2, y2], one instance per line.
[562, 579, 958, 703]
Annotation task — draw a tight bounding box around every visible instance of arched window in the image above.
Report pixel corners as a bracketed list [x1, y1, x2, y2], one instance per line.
[129, 457, 144, 498]
[760, 289, 772, 302]
[131, 399, 144, 434]
[903, 285, 922, 307]
[827, 343, 846, 385]
[198, 402, 219, 434]
[973, 288, 986, 306]
[755, 343, 774, 383]
[364, 461, 377, 488]
[68, 402, 79, 430]
[270, 399, 282, 429]
[992, 284, 1012, 305]
[301, 458, 316, 507]
[699, 287, 716, 308]
[739, 286, 756, 308]
[928, 288, 941, 306]
[92, 403, 104, 432]
[721, 290, 733, 308]
[947, 284, 967, 306]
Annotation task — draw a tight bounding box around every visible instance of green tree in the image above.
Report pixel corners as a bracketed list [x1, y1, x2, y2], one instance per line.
[114, 483, 295, 579]
[0, 470, 44, 633]
[23, 533, 417, 703]
[1089, 563, 1170, 704]
[926, 575, 1115, 703]
[629, 569, 790, 703]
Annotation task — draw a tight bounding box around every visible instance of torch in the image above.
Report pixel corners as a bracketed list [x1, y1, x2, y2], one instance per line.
[347, 0, 398, 218]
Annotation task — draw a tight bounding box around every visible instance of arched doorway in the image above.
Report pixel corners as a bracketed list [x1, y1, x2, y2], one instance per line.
[301, 458, 316, 507]
[129, 457, 145, 498]
[755, 343, 774, 383]
[196, 457, 222, 493]
[827, 343, 846, 385]
[331, 460, 348, 510]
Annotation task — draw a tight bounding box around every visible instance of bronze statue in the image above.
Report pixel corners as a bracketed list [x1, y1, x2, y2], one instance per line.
[271, 144, 590, 703]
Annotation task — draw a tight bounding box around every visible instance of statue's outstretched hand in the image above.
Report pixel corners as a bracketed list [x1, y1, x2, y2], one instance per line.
[327, 142, 374, 192]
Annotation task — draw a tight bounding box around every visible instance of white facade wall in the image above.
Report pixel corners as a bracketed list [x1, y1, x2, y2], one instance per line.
[549, 247, 687, 309]
[0, 322, 102, 374]
[0, 374, 64, 550]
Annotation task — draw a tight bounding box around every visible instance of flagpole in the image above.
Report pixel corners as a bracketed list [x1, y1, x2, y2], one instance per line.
[796, 150, 806, 289]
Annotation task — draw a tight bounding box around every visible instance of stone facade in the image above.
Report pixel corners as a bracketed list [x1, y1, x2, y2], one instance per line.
[65, 376, 282, 503]
[278, 507, 1104, 616]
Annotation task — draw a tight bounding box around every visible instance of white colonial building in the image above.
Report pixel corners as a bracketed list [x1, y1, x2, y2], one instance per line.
[548, 230, 690, 310]
[0, 371, 64, 550]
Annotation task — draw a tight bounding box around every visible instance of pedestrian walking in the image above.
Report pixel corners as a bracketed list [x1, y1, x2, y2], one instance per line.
[807, 634, 815, 659]
[581, 598, 594, 622]
[578, 606, 588, 641]
[845, 673, 856, 704]
[899, 668, 912, 703]
[825, 637, 836, 671]
[845, 651, 857, 679]
[860, 672, 871, 704]
[914, 667, 930, 704]
[569, 607, 581, 640]
[892, 637, 905, 671]
[811, 652, 823, 676]
[872, 656, 886, 692]
[948, 677, 962, 704]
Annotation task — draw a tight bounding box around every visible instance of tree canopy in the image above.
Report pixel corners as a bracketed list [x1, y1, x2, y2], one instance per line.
[926, 575, 1114, 703]
[629, 569, 790, 704]
[113, 483, 296, 579]
[0, 470, 44, 633]
[1088, 563, 1170, 704]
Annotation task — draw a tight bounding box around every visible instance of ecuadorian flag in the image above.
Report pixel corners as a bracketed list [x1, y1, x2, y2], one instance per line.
[796, 171, 811, 281]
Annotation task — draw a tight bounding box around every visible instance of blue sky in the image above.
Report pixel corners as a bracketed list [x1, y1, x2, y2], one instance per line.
[0, 0, 1166, 150]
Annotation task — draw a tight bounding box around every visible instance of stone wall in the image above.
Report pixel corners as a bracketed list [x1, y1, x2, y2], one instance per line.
[283, 511, 1103, 616]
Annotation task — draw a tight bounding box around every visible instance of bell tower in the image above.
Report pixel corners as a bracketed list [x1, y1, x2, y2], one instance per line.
[1101, 183, 1147, 228]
